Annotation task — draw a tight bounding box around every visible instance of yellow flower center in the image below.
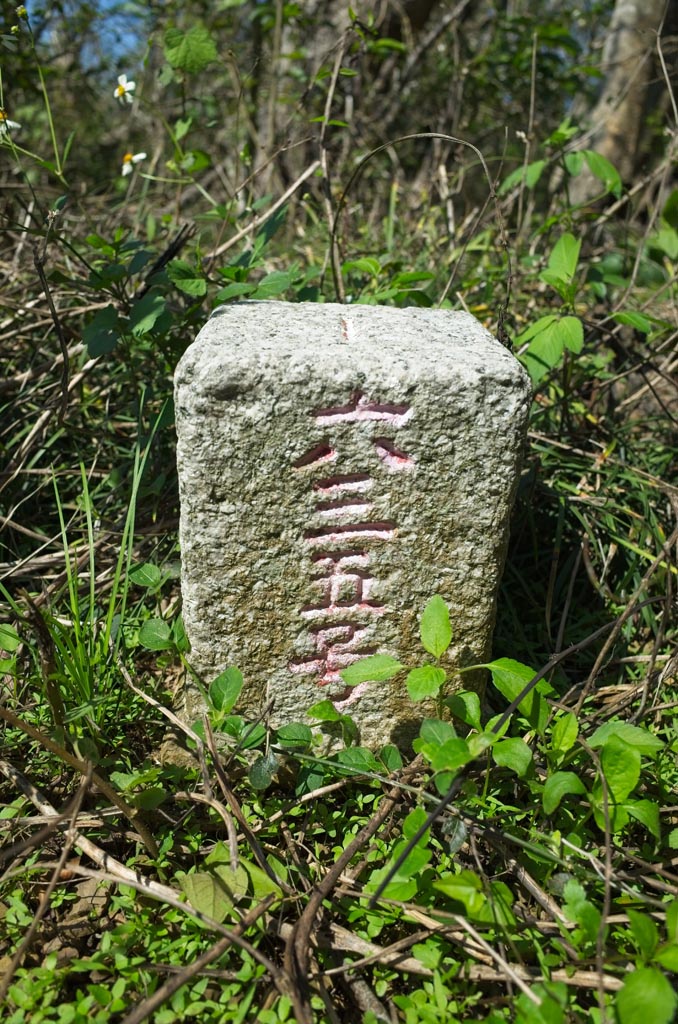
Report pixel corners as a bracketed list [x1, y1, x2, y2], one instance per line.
[122, 152, 133, 164]
[0, 111, 6, 122]
[115, 84, 126, 97]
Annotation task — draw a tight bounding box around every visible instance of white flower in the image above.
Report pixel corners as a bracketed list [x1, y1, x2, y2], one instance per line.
[121, 151, 146, 176]
[114, 74, 136, 104]
[0, 109, 21, 135]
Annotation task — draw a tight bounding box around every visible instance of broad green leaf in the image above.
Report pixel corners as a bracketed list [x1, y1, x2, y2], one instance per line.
[406, 665, 446, 701]
[583, 150, 622, 198]
[83, 305, 120, 356]
[379, 744, 403, 772]
[588, 721, 663, 757]
[365, 864, 417, 902]
[334, 746, 381, 775]
[129, 292, 167, 338]
[242, 860, 283, 900]
[615, 967, 677, 1024]
[420, 595, 452, 658]
[0, 624, 20, 652]
[131, 787, 167, 810]
[612, 311, 655, 333]
[251, 270, 293, 299]
[342, 257, 381, 277]
[138, 618, 173, 651]
[667, 899, 678, 943]
[419, 718, 457, 747]
[601, 735, 641, 801]
[167, 259, 207, 297]
[446, 690, 482, 730]
[340, 654, 403, 686]
[433, 870, 486, 917]
[521, 319, 568, 384]
[129, 563, 162, 589]
[216, 282, 256, 302]
[551, 712, 578, 753]
[544, 232, 581, 282]
[626, 798, 660, 839]
[557, 315, 583, 353]
[164, 24, 218, 74]
[482, 658, 549, 734]
[498, 159, 546, 195]
[307, 700, 341, 722]
[209, 667, 243, 714]
[563, 879, 601, 942]
[543, 771, 586, 814]
[655, 944, 678, 972]
[402, 806, 429, 841]
[249, 752, 279, 791]
[627, 908, 658, 959]
[180, 870, 236, 923]
[426, 736, 471, 773]
[515, 314, 559, 344]
[492, 737, 533, 777]
[275, 722, 312, 750]
[564, 151, 584, 176]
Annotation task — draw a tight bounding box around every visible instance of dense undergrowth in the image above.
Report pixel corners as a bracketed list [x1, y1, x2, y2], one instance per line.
[1, 2, 678, 1022]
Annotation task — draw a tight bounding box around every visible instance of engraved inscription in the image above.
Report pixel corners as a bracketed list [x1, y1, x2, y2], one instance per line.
[290, 391, 413, 706]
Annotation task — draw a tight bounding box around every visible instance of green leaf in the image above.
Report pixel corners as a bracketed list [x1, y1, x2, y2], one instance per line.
[83, 305, 120, 356]
[164, 24, 218, 74]
[419, 718, 457, 747]
[615, 967, 677, 1024]
[307, 700, 341, 722]
[249, 752, 279, 791]
[342, 257, 381, 277]
[334, 746, 381, 775]
[626, 799, 660, 839]
[612, 311, 655, 333]
[551, 712, 578, 753]
[425, 736, 471, 773]
[544, 232, 581, 283]
[543, 772, 586, 814]
[655, 944, 678, 972]
[420, 595, 452, 658]
[520, 318, 568, 383]
[129, 291, 166, 337]
[601, 735, 641, 802]
[583, 150, 622, 198]
[339, 654, 403, 686]
[433, 870, 486, 917]
[446, 690, 482, 730]
[129, 563, 163, 589]
[275, 723, 313, 751]
[588, 721, 663, 757]
[0, 623, 20, 652]
[498, 159, 546, 195]
[179, 871, 235, 923]
[492, 737, 533, 777]
[627, 908, 658, 960]
[564, 151, 584, 176]
[406, 665, 446, 701]
[379, 744, 403, 772]
[167, 259, 207, 297]
[138, 618, 173, 651]
[482, 658, 549, 734]
[557, 315, 583, 353]
[251, 270, 293, 299]
[667, 899, 678, 943]
[209, 667, 243, 714]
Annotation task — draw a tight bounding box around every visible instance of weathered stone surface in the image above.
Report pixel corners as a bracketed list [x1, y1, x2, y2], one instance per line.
[175, 302, 531, 749]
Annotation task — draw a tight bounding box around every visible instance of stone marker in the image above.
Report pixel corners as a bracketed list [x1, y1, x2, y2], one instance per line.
[175, 302, 531, 749]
